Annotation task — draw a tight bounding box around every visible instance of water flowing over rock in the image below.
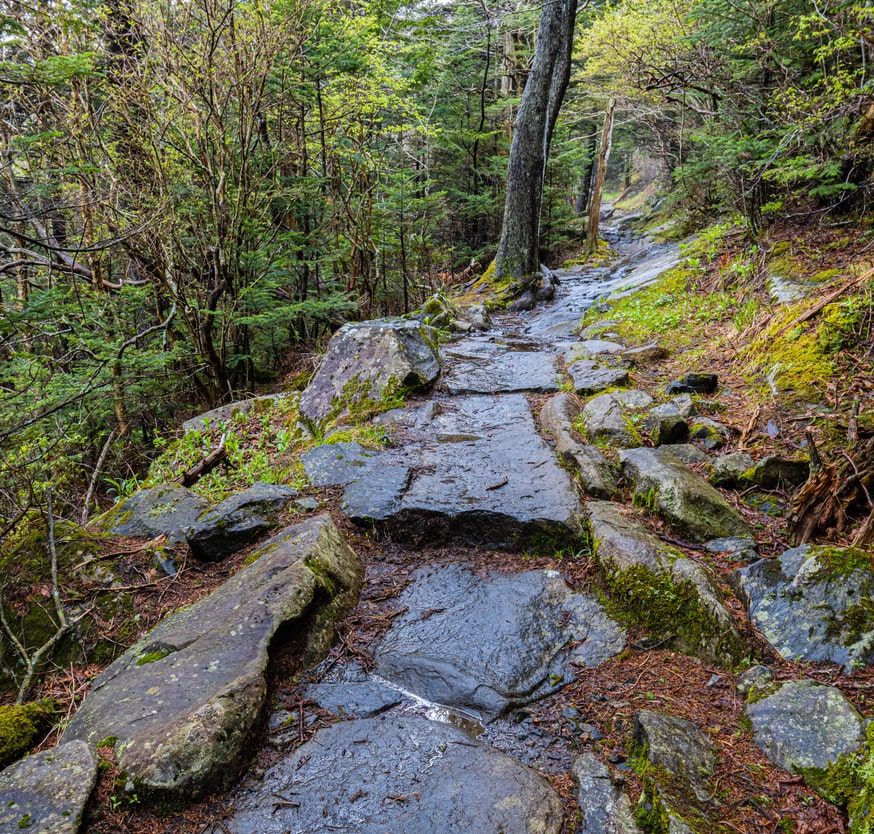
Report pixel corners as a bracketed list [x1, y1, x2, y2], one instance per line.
[298, 318, 440, 427]
[730, 544, 874, 671]
[228, 715, 563, 834]
[619, 447, 753, 542]
[442, 339, 560, 394]
[0, 741, 97, 834]
[375, 565, 626, 721]
[745, 679, 866, 773]
[63, 515, 363, 798]
[587, 501, 746, 665]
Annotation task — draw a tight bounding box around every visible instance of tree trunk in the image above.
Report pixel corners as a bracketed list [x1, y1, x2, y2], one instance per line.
[495, 0, 578, 281]
[585, 97, 616, 255]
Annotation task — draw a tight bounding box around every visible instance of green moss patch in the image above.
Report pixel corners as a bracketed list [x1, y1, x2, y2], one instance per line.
[0, 700, 57, 768]
[820, 722, 874, 833]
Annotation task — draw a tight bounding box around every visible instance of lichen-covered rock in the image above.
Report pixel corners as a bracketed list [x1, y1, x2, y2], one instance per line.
[567, 360, 630, 395]
[539, 393, 620, 499]
[665, 444, 710, 465]
[748, 456, 810, 489]
[703, 537, 759, 565]
[0, 741, 97, 834]
[227, 715, 563, 834]
[104, 483, 210, 543]
[63, 515, 363, 798]
[620, 447, 752, 542]
[734, 665, 773, 697]
[581, 392, 649, 449]
[573, 752, 642, 833]
[621, 342, 669, 365]
[632, 711, 717, 803]
[0, 700, 57, 768]
[298, 318, 440, 427]
[688, 417, 732, 450]
[587, 502, 746, 665]
[710, 453, 756, 488]
[666, 373, 717, 395]
[746, 679, 865, 774]
[186, 482, 298, 561]
[729, 544, 874, 671]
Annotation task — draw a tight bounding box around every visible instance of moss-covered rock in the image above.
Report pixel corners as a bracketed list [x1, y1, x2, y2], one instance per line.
[0, 700, 57, 768]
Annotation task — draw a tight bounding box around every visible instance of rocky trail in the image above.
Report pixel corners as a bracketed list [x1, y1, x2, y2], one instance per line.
[4, 223, 873, 834]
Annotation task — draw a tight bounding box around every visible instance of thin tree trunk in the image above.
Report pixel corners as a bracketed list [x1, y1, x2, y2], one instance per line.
[585, 97, 616, 255]
[495, 0, 578, 281]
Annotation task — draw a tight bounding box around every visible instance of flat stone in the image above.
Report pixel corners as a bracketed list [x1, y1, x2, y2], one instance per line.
[729, 544, 874, 671]
[389, 394, 582, 548]
[633, 711, 717, 803]
[587, 501, 746, 665]
[299, 319, 440, 427]
[573, 752, 642, 833]
[620, 447, 752, 542]
[186, 482, 298, 561]
[301, 441, 383, 486]
[568, 360, 629, 395]
[710, 453, 756, 488]
[566, 340, 626, 360]
[621, 342, 668, 364]
[0, 741, 97, 834]
[104, 483, 210, 544]
[539, 393, 620, 499]
[666, 373, 718, 395]
[375, 565, 625, 720]
[227, 715, 563, 834]
[63, 515, 363, 798]
[443, 347, 560, 395]
[304, 661, 405, 718]
[663, 444, 710, 464]
[614, 390, 654, 409]
[746, 679, 865, 772]
[704, 537, 759, 564]
[341, 464, 411, 522]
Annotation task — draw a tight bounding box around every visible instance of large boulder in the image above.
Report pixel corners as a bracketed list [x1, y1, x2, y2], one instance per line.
[63, 515, 363, 798]
[730, 544, 874, 672]
[587, 502, 746, 665]
[620, 447, 752, 542]
[299, 319, 440, 427]
[227, 715, 563, 834]
[186, 482, 298, 561]
[0, 741, 97, 834]
[375, 565, 625, 720]
[103, 483, 210, 544]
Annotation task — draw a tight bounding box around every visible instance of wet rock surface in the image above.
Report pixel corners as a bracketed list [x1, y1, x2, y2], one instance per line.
[442, 342, 560, 394]
[746, 679, 866, 772]
[63, 515, 363, 797]
[0, 741, 97, 834]
[730, 544, 874, 671]
[375, 565, 626, 720]
[105, 483, 210, 543]
[304, 661, 405, 718]
[228, 715, 563, 834]
[620, 446, 753, 542]
[573, 752, 642, 834]
[580, 391, 651, 448]
[567, 360, 630, 395]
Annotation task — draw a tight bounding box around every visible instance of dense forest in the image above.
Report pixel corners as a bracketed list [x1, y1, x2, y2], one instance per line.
[0, 0, 871, 528]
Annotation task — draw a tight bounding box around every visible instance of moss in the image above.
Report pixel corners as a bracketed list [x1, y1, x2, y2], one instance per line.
[135, 646, 173, 666]
[820, 722, 874, 833]
[635, 782, 672, 834]
[0, 700, 57, 768]
[97, 735, 118, 749]
[809, 545, 873, 579]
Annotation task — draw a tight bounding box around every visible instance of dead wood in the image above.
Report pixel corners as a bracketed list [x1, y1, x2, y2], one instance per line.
[175, 434, 228, 487]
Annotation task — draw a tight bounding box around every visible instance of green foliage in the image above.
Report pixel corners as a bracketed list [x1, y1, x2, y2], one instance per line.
[0, 700, 57, 768]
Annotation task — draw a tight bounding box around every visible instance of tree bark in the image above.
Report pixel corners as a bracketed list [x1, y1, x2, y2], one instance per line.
[585, 97, 616, 254]
[495, 0, 578, 281]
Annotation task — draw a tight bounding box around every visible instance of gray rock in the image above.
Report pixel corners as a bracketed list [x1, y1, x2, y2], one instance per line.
[566, 340, 626, 360]
[581, 392, 646, 448]
[299, 319, 440, 427]
[614, 390, 654, 409]
[444, 348, 560, 395]
[304, 661, 405, 718]
[767, 263, 811, 304]
[646, 412, 689, 445]
[620, 447, 752, 542]
[301, 440, 383, 487]
[510, 289, 536, 311]
[573, 752, 642, 833]
[182, 393, 293, 434]
[746, 679, 865, 772]
[734, 665, 773, 697]
[0, 741, 97, 834]
[749, 456, 810, 488]
[633, 711, 717, 803]
[539, 393, 620, 499]
[186, 482, 298, 561]
[390, 394, 583, 548]
[63, 515, 363, 798]
[228, 715, 562, 834]
[568, 360, 630, 395]
[663, 444, 710, 465]
[730, 544, 874, 671]
[375, 565, 625, 721]
[689, 417, 732, 450]
[464, 302, 492, 331]
[580, 320, 621, 339]
[105, 483, 210, 544]
[621, 342, 668, 364]
[587, 501, 746, 665]
[710, 453, 755, 488]
[666, 373, 718, 395]
[341, 464, 411, 522]
[704, 537, 759, 564]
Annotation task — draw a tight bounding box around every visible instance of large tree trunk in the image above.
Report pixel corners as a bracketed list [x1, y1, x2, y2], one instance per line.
[585, 97, 616, 254]
[495, 0, 578, 281]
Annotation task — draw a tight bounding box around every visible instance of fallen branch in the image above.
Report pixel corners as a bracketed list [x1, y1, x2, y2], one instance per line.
[175, 433, 228, 487]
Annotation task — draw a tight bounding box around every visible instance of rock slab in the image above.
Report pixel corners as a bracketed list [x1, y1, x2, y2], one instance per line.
[0, 741, 97, 834]
[227, 715, 563, 834]
[573, 752, 642, 833]
[63, 515, 363, 798]
[443, 347, 560, 394]
[106, 483, 210, 543]
[299, 319, 440, 426]
[730, 545, 874, 671]
[375, 565, 625, 720]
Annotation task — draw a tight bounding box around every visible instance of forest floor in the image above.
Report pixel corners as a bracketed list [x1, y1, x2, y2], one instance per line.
[6, 205, 874, 834]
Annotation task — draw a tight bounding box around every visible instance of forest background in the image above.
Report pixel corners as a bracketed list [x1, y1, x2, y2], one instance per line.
[0, 0, 871, 533]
